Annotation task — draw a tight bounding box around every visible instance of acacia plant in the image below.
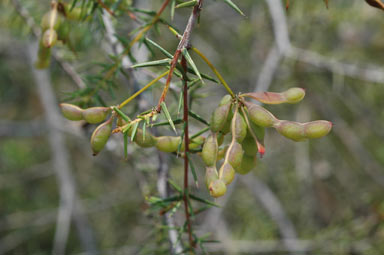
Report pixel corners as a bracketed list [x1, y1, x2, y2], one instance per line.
[30, 0, 334, 253]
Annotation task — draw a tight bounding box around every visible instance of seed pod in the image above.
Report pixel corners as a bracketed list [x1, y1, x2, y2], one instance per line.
[205, 166, 219, 189]
[133, 129, 156, 148]
[41, 11, 61, 30]
[237, 155, 256, 175]
[217, 145, 229, 161]
[219, 162, 235, 185]
[82, 107, 111, 124]
[283, 87, 305, 104]
[221, 107, 233, 135]
[227, 141, 244, 170]
[275, 120, 306, 142]
[42, 29, 58, 48]
[241, 133, 258, 156]
[201, 133, 218, 167]
[219, 95, 232, 106]
[209, 179, 227, 198]
[245, 102, 277, 128]
[66, 7, 82, 20]
[232, 111, 247, 143]
[91, 119, 112, 155]
[210, 104, 231, 132]
[60, 103, 83, 121]
[155, 136, 181, 152]
[304, 120, 332, 139]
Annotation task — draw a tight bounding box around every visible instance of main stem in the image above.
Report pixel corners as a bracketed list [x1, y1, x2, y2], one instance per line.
[182, 56, 194, 249]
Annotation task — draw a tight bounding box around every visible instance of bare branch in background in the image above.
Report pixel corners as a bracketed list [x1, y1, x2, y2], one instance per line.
[264, 0, 384, 85]
[241, 175, 300, 254]
[27, 42, 97, 255]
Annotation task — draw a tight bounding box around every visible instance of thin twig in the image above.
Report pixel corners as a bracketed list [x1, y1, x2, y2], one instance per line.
[156, 0, 204, 112]
[181, 56, 194, 249]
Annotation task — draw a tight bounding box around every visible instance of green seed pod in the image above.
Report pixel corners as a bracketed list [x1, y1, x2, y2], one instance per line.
[232, 112, 247, 143]
[205, 166, 219, 189]
[219, 95, 232, 106]
[275, 120, 306, 142]
[91, 119, 112, 155]
[155, 136, 181, 152]
[217, 132, 224, 146]
[201, 133, 218, 167]
[245, 102, 277, 128]
[304, 120, 332, 139]
[219, 162, 235, 185]
[189, 136, 205, 150]
[221, 107, 233, 135]
[241, 133, 258, 156]
[210, 104, 231, 132]
[60, 103, 83, 121]
[237, 155, 256, 175]
[217, 145, 229, 161]
[41, 11, 61, 30]
[133, 129, 156, 148]
[283, 87, 305, 104]
[209, 179, 227, 198]
[227, 141, 244, 170]
[82, 107, 111, 124]
[66, 7, 82, 20]
[42, 29, 58, 48]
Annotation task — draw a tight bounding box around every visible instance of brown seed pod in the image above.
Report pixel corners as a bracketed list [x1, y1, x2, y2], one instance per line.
[60, 103, 83, 121]
[237, 155, 256, 175]
[155, 136, 181, 152]
[304, 120, 332, 139]
[82, 107, 111, 124]
[91, 119, 112, 156]
[219, 162, 235, 185]
[232, 111, 247, 143]
[205, 166, 219, 189]
[245, 102, 277, 128]
[133, 129, 156, 148]
[227, 141, 244, 170]
[209, 179, 227, 198]
[241, 133, 258, 156]
[42, 29, 58, 48]
[201, 133, 218, 167]
[274, 120, 306, 142]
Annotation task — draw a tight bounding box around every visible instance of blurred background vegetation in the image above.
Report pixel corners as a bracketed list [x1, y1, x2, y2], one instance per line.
[1, 0, 384, 254]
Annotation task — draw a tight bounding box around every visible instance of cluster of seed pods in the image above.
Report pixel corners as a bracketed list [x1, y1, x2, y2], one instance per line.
[202, 88, 332, 198]
[36, 2, 82, 68]
[60, 87, 332, 199]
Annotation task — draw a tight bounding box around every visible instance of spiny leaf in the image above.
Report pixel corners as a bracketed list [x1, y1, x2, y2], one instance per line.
[189, 194, 220, 207]
[113, 107, 131, 122]
[177, 91, 183, 116]
[131, 58, 171, 69]
[145, 38, 173, 58]
[221, 0, 245, 16]
[130, 121, 139, 142]
[161, 102, 177, 134]
[186, 152, 198, 187]
[142, 122, 146, 141]
[151, 119, 183, 127]
[171, 0, 176, 20]
[176, 0, 198, 9]
[188, 110, 209, 125]
[182, 48, 203, 82]
[168, 179, 182, 193]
